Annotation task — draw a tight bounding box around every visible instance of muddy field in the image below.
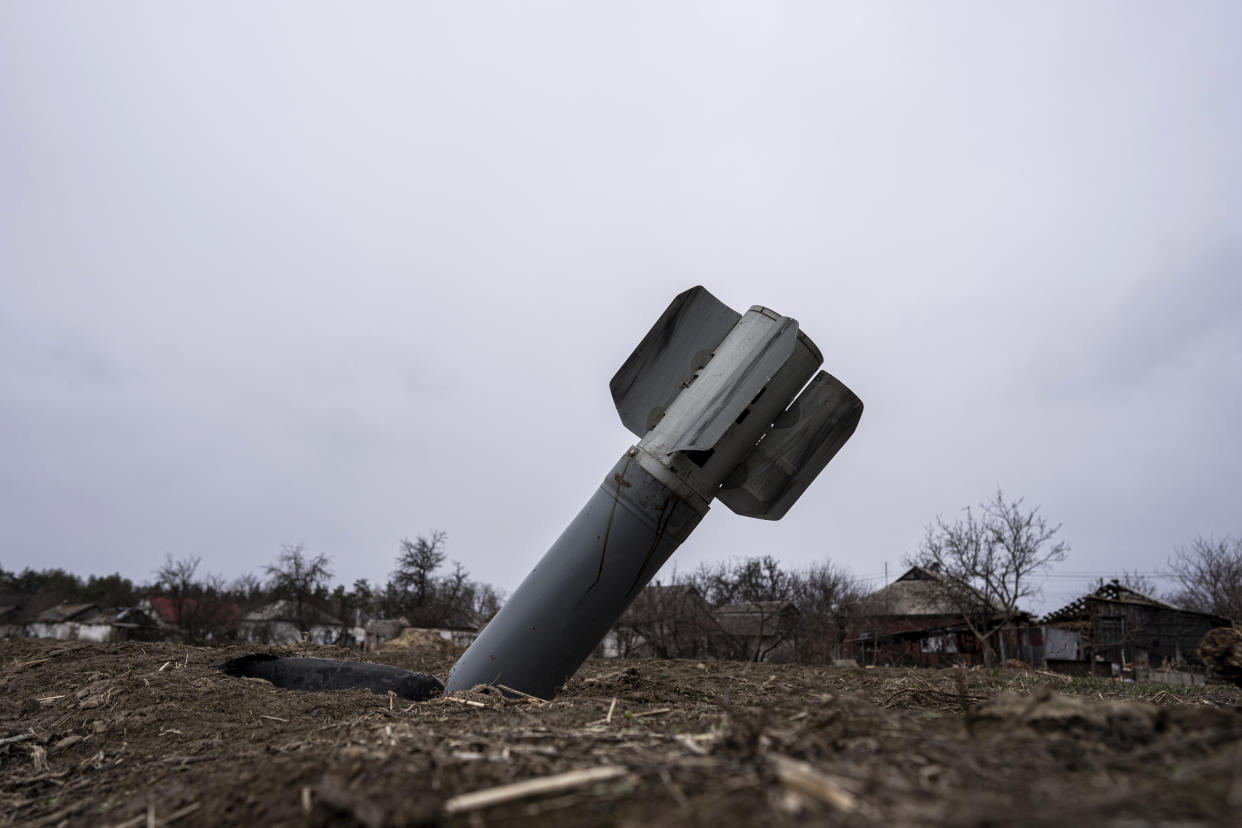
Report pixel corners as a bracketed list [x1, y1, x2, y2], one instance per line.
[2, 640, 1241, 827]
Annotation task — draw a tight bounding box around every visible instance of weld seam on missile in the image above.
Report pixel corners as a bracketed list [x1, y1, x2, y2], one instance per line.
[627, 446, 711, 515]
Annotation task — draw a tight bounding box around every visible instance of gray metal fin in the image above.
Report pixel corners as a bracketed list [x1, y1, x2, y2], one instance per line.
[716, 371, 863, 520]
[610, 286, 741, 437]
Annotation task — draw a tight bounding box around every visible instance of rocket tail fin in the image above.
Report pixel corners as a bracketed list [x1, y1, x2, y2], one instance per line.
[717, 371, 863, 520]
[610, 286, 740, 438]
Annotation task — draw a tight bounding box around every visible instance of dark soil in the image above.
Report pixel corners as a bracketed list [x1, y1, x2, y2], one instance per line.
[3, 639, 1241, 827]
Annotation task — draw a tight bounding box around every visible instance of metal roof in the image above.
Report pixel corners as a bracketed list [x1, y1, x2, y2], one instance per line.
[859, 567, 1007, 617]
[713, 601, 799, 637]
[33, 603, 102, 623]
[1043, 580, 1182, 624]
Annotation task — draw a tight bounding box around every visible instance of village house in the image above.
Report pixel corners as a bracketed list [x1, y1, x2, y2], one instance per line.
[602, 587, 801, 663]
[238, 600, 345, 645]
[24, 603, 160, 643]
[111, 607, 162, 642]
[364, 610, 483, 651]
[602, 585, 721, 659]
[844, 566, 1042, 667]
[713, 600, 801, 662]
[422, 607, 484, 650]
[26, 603, 113, 641]
[364, 617, 410, 650]
[1042, 580, 1232, 677]
[140, 595, 242, 643]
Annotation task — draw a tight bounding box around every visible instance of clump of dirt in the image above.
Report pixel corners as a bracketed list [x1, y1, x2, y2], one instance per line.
[969, 687, 1165, 749]
[1199, 626, 1242, 687]
[379, 628, 465, 657]
[2, 640, 1240, 827]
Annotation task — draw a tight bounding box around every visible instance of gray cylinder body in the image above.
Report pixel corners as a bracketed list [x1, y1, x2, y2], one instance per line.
[444, 450, 706, 699]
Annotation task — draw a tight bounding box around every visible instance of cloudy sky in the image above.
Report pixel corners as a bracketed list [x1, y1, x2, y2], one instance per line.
[3, 3, 1239, 614]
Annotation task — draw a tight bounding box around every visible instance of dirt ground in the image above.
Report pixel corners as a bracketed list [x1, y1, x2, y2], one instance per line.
[2, 640, 1241, 827]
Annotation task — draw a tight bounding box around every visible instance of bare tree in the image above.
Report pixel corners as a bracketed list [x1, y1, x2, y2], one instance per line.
[618, 568, 720, 659]
[789, 562, 866, 663]
[609, 558, 863, 663]
[1111, 570, 1160, 597]
[473, 583, 504, 620]
[153, 554, 234, 644]
[690, 556, 799, 661]
[230, 572, 267, 612]
[440, 561, 471, 615]
[264, 544, 334, 631]
[1168, 535, 1242, 621]
[347, 578, 377, 623]
[908, 489, 1068, 665]
[392, 532, 448, 613]
[153, 554, 200, 640]
[693, 555, 793, 607]
[388, 533, 499, 628]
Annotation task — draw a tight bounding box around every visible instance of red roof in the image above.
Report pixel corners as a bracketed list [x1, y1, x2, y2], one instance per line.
[146, 596, 241, 628]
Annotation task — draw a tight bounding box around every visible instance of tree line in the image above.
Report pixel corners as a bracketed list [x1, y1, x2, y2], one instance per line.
[0, 532, 503, 645]
[628, 490, 1240, 665]
[610, 555, 866, 663]
[3, 495, 1238, 656]
[902, 490, 1240, 664]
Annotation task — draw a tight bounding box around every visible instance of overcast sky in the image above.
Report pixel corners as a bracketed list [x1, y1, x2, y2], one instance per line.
[2, 3, 1240, 614]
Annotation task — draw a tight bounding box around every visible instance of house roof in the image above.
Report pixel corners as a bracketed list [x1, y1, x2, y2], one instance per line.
[713, 601, 799, 637]
[144, 596, 242, 628]
[113, 607, 158, 629]
[241, 600, 343, 626]
[436, 608, 483, 631]
[1043, 580, 1204, 624]
[144, 596, 179, 625]
[619, 585, 714, 626]
[857, 566, 1005, 616]
[33, 603, 103, 623]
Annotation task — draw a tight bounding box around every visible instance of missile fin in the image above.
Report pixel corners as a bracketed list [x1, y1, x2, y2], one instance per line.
[717, 371, 863, 520]
[610, 286, 740, 438]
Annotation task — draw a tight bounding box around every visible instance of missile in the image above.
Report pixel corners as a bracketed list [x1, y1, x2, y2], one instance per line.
[444, 286, 863, 699]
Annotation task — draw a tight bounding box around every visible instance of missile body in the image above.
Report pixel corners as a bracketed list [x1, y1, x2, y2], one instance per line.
[445, 288, 862, 698]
